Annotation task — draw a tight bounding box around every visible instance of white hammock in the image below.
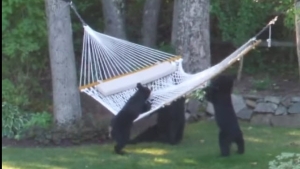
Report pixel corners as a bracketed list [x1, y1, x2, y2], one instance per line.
[79, 25, 262, 122]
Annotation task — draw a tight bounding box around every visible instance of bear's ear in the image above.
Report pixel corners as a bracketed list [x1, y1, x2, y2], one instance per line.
[137, 83, 143, 89]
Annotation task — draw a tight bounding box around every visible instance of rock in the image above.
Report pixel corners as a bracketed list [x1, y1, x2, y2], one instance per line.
[250, 114, 272, 126]
[291, 96, 300, 103]
[236, 108, 253, 120]
[271, 114, 300, 128]
[206, 94, 247, 115]
[206, 102, 214, 115]
[185, 112, 191, 120]
[281, 96, 292, 107]
[186, 113, 202, 123]
[186, 99, 201, 114]
[245, 99, 256, 108]
[206, 95, 247, 115]
[232, 94, 247, 113]
[275, 106, 287, 115]
[264, 96, 281, 104]
[288, 103, 300, 114]
[257, 98, 264, 103]
[243, 94, 263, 100]
[254, 102, 278, 114]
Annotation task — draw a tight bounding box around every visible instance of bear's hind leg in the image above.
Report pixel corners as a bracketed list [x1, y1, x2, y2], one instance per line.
[219, 131, 231, 157]
[235, 134, 245, 154]
[114, 129, 130, 155]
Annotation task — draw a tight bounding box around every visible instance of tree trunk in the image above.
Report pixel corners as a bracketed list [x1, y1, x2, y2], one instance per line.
[295, 0, 300, 80]
[141, 0, 162, 48]
[171, 0, 179, 47]
[45, 0, 82, 128]
[175, 0, 211, 114]
[101, 0, 127, 39]
[175, 0, 211, 73]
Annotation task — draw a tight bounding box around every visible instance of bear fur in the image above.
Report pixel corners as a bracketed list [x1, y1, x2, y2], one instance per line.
[110, 83, 152, 155]
[129, 97, 186, 145]
[204, 74, 245, 157]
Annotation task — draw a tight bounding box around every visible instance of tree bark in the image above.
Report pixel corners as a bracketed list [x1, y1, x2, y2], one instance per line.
[175, 0, 211, 73]
[45, 0, 82, 128]
[141, 0, 162, 48]
[174, 0, 211, 115]
[171, 0, 179, 47]
[295, 0, 300, 80]
[101, 0, 127, 40]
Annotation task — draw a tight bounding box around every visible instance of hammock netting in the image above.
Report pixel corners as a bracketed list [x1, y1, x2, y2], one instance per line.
[70, 0, 277, 122]
[79, 25, 263, 122]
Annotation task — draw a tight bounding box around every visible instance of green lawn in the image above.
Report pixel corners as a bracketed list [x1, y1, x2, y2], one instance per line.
[2, 121, 300, 169]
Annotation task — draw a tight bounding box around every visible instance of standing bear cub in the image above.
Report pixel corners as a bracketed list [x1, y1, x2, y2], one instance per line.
[204, 74, 245, 157]
[110, 83, 152, 155]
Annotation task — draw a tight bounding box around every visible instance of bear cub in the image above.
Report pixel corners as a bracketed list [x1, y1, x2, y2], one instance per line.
[129, 97, 186, 145]
[204, 74, 245, 157]
[110, 83, 152, 155]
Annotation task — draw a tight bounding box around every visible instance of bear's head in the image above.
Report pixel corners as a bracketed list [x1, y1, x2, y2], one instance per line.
[210, 74, 235, 93]
[204, 74, 235, 101]
[136, 83, 152, 99]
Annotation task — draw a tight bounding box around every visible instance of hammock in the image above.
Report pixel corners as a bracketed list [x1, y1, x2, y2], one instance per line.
[69, 2, 277, 122]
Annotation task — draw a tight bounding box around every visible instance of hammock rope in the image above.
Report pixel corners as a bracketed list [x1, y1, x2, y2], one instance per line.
[67, 1, 278, 122]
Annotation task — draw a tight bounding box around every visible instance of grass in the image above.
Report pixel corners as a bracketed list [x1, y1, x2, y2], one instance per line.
[2, 121, 300, 169]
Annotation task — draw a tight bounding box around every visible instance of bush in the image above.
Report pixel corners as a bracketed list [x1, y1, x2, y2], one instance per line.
[24, 111, 52, 130]
[2, 102, 30, 139]
[2, 101, 53, 140]
[2, 79, 29, 108]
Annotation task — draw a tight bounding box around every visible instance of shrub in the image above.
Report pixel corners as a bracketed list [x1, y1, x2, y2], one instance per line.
[2, 102, 30, 139]
[2, 101, 53, 140]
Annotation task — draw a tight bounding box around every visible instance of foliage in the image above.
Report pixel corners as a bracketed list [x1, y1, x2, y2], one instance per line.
[2, 0, 47, 60]
[211, 0, 273, 46]
[268, 152, 300, 169]
[274, 0, 296, 30]
[2, 79, 29, 108]
[158, 42, 176, 54]
[2, 102, 30, 139]
[24, 111, 53, 130]
[189, 88, 206, 102]
[252, 76, 273, 91]
[211, 0, 294, 46]
[2, 100, 52, 140]
[2, 0, 49, 112]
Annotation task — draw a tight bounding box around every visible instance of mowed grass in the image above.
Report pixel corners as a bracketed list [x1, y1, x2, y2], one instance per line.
[2, 120, 300, 169]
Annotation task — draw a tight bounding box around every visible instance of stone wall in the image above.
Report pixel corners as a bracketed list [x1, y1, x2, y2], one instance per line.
[204, 95, 300, 128]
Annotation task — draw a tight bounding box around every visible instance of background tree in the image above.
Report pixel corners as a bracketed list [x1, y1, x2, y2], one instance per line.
[141, 0, 162, 48]
[45, 0, 82, 128]
[175, 0, 211, 113]
[101, 0, 127, 39]
[175, 0, 211, 74]
[171, 0, 179, 48]
[296, 0, 300, 80]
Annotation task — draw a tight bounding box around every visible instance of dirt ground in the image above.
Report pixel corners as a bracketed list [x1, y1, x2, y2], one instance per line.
[234, 74, 300, 97]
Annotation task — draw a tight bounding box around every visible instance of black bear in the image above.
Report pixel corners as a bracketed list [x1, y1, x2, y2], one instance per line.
[204, 74, 245, 157]
[129, 97, 186, 145]
[110, 83, 152, 155]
